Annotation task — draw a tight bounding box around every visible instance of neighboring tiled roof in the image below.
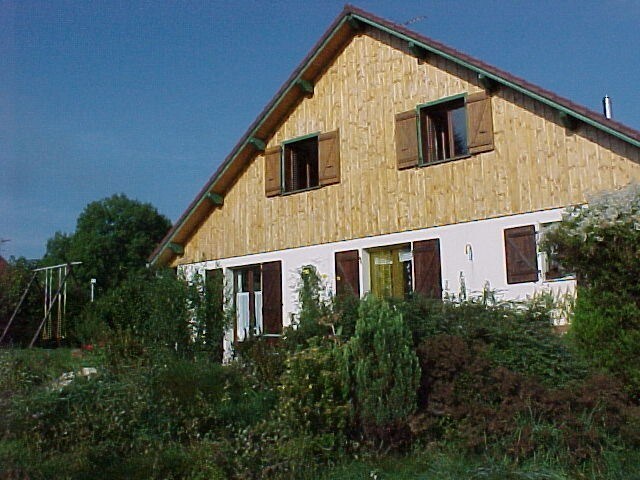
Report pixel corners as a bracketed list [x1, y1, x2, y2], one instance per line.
[149, 5, 640, 266]
[0, 255, 9, 276]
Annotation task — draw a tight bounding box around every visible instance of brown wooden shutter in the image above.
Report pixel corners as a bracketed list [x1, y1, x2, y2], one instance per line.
[264, 146, 282, 197]
[413, 239, 442, 299]
[335, 250, 360, 297]
[261, 261, 282, 334]
[504, 225, 539, 284]
[466, 92, 494, 154]
[395, 110, 419, 169]
[319, 129, 340, 186]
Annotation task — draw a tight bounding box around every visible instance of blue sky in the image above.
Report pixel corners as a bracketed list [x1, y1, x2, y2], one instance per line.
[2, 0, 639, 260]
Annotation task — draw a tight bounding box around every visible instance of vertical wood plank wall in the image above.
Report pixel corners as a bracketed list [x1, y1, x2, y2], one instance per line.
[174, 31, 640, 266]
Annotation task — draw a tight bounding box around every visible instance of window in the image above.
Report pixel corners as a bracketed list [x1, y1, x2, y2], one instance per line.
[233, 265, 262, 340]
[369, 245, 413, 300]
[504, 225, 539, 284]
[421, 97, 468, 163]
[264, 130, 340, 197]
[232, 261, 283, 342]
[366, 239, 442, 300]
[284, 135, 319, 192]
[395, 92, 494, 170]
[539, 222, 572, 281]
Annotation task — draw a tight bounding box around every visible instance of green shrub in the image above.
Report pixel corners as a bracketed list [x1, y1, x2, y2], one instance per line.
[279, 339, 351, 438]
[79, 269, 227, 366]
[344, 296, 420, 447]
[569, 289, 640, 399]
[396, 294, 587, 387]
[282, 265, 336, 351]
[543, 183, 640, 396]
[414, 331, 640, 471]
[543, 183, 640, 296]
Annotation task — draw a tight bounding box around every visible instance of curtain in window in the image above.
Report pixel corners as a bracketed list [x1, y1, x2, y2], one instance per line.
[254, 291, 263, 336]
[236, 292, 250, 341]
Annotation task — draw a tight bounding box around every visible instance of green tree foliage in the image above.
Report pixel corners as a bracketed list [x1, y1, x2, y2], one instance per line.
[343, 296, 420, 446]
[543, 183, 640, 299]
[44, 194, 171, 292]
[543, 183, 640, 398]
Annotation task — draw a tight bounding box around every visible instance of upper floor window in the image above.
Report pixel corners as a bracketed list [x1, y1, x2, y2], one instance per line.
[264, 130, 340, 197]
[284, 135, 319, 193]
[420, 97, 468, 163]
[395, 92, 494, 170]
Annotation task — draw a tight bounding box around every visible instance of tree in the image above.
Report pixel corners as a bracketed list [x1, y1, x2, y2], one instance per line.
[44, 194, 171, 292]
[543, 183, 640, 399]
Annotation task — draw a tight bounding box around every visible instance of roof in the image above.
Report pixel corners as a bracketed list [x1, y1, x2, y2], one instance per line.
[150, 4, 640, 266]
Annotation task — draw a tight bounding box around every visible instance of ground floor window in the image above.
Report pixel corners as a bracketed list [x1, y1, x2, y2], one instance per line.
[369, 244, 413, 299]
[233, 265, 262, 340]
[232, 261, 282, 342]
[539, 222, 572, 281]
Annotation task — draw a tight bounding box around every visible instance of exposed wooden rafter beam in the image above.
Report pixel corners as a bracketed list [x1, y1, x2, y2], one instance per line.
[408, 41, 427, 60]
[205, 192, 224, 206]
[295, 78, 314, 96]
[168, 243, 184, 255]
[347, 15, 363, 31]
[248, 137, 266, 151]
[559, 112, 578, 131]
[478, 73, 498, 93]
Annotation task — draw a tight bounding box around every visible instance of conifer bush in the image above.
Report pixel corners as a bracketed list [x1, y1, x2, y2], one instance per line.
[343, 296, 420, 447]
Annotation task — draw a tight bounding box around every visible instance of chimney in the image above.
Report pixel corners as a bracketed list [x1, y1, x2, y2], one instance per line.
[602, 95, 612, 119]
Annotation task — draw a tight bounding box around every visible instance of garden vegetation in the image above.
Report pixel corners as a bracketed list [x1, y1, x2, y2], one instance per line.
[2, 184, 640, 479]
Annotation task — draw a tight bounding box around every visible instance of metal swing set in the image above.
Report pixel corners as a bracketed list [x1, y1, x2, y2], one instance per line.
[0, 262, 81, 347]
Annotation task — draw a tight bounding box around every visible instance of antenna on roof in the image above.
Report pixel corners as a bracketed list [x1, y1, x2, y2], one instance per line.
[403, 15, 427, 26]
[602, 95, 613, 119]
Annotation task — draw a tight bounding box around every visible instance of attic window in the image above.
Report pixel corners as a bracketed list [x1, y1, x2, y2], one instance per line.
[284, 135, 319, 193]
[420, 97, 468, 163]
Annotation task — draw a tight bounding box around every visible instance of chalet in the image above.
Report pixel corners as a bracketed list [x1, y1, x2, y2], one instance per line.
[149, 6, 640, 355]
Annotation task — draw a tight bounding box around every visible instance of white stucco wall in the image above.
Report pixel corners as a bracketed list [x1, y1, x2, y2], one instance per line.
[178, 207, 576, 357]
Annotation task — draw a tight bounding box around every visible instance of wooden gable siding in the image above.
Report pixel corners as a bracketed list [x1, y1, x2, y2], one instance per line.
[173, 32, 640, 266]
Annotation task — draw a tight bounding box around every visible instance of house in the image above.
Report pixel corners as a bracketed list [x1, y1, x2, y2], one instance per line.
[149, 6, 640, 355]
